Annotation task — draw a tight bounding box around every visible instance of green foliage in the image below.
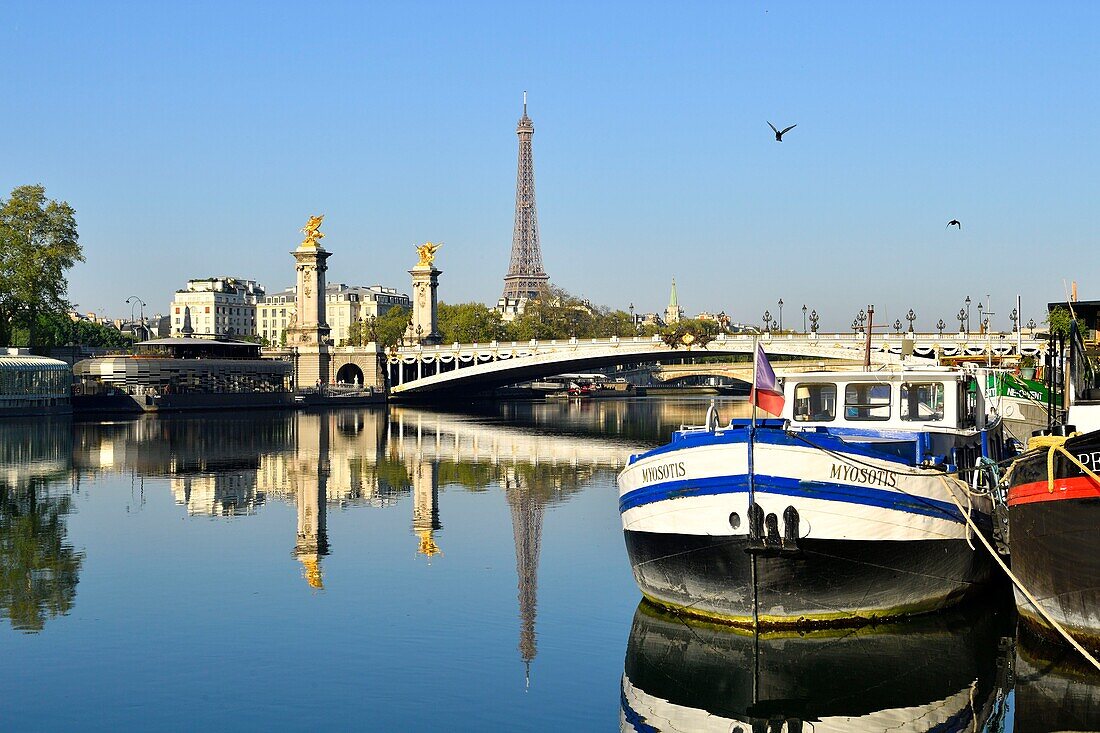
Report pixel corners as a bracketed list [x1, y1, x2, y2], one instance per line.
[503, 285, 636, 341]
[1046, 306, 1073, 338]
[11, 312, 131, 351]
[0, 185, 83, 348]
[659, 318, 720, 348]
[437, 302, 506, 343]
[0, 482, 85, 631]
[375, 306, 411, 347]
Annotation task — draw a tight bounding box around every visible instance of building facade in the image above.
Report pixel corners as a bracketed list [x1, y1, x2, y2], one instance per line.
[258, 284, 410, 346]
[170, 277, 265, 338]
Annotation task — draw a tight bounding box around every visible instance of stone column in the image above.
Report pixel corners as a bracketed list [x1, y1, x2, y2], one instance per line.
[292, 412, 329, 588]
[286, 217, 332, 388]
[405, 263, 443, 345]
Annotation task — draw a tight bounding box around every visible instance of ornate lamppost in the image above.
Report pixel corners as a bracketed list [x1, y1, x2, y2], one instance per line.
[1027, 318, 1036, 331]
[893, 319, 902, 334]
[1010, 307, 1019, 333]
[763, 310, 772, 334]
[809, 309, 819, 334]
[957, 308, 967, 334]
[778, 299, 784, 331]
[937, 319, 946, 337]
[906, 308, 916, 333]
[977, 302, 984, 334]
[126, 295, 146, 342]
[802, 304, 808, 333]
[965, 296, 972, 335]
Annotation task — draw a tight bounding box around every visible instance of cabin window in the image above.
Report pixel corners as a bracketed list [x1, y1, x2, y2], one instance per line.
[844, 383, 891, 420]
[793, 383, 836, 422]
[901, 382, 944, 421]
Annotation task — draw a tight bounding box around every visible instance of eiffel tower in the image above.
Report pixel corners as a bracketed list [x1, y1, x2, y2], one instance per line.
[504, 467, 544, 688]
[502, 92, 550, 301]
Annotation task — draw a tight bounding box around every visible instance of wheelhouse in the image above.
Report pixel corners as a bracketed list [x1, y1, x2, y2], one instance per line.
[779, 368, 979, 433]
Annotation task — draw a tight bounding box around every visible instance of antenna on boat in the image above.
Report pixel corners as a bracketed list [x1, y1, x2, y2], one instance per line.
[864, 305, 874, 368]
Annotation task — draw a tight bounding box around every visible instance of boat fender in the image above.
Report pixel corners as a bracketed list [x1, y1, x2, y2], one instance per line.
[765, 513, 781, 547]
[781, 506, 802, 555]
[747, 503, 765, 545]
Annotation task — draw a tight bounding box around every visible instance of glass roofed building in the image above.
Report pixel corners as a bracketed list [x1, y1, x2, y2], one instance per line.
[0, 348, 73, 416]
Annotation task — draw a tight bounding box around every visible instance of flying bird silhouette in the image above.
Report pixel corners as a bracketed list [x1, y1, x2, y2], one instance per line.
[946, 219, 962, 229]
[768, 121, 796, 141]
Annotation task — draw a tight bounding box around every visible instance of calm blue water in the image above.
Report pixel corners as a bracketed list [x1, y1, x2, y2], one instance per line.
[1, 398, 1097, 731]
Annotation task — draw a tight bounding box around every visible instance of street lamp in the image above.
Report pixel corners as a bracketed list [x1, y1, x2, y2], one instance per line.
[809, 309, 819, 334]
[629, 302, 636, 334]
[906, 308, 916, 333]
[957, 308, 967, 334]
[778, 299, 784, 331]
[893, 319, 902, 334]
[802, 304, 807, 333]
[70, 303, 79, 364]
[1026, 318, 1036, 331]
[763, 310, 772, 333]
[965, 296, 971, 335]
[1010, 307, 1019, 333]
[937, 319, 946, 337]
[125, 295, 146, 342]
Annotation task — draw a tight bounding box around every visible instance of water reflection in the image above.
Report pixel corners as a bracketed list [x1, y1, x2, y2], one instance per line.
[0, 419, 84, 632]
[621, 599, 1015, 732]
[1014, 631, 1100, 732]
[9, 398, 1099, 728]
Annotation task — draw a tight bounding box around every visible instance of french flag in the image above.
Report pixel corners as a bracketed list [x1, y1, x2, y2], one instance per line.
[752, 343, 786, 416]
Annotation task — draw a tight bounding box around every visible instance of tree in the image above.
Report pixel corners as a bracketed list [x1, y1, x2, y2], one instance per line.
[660, 318, 720, 349]
[505, 285, 600, 341]
[13, 312, 132, 351]
[0, 186, 83, 349]
[437, 302, 506, 343]
[375, 306, 411, 347]
[1046, 306, 1073, 338]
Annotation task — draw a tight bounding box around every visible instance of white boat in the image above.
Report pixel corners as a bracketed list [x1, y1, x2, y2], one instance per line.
[617, 366, 1010, 627]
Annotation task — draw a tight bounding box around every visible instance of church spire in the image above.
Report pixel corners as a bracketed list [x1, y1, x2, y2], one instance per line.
[665, 277, 683, 325]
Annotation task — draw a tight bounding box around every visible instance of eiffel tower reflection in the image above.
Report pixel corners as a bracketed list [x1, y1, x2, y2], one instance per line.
[503, 466, 544, 689]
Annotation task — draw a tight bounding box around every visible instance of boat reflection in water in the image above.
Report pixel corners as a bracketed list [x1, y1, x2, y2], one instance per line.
[621, 599, 1014, 733]
[1013, 631, 1100, 733]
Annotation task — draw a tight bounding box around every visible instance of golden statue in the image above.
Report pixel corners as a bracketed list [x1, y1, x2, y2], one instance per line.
[415, 241, 442, 266]
[300, 214, 325, 248]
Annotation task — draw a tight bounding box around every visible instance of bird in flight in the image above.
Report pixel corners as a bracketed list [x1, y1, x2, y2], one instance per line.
[768, 121, 796, 141]
[946, 219, 962, 229]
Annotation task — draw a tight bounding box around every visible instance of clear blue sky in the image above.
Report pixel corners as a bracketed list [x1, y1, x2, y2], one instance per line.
[3, 1, 1097, 330]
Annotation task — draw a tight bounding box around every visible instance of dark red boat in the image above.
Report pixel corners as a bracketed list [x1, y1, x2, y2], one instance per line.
[1006, 428, 1100, 648]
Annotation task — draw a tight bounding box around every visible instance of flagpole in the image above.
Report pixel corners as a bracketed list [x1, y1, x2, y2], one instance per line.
[751, 335, 759, 429]
[749, 335, 760, 632]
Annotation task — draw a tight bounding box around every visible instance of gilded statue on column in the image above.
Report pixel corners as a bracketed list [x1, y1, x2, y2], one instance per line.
[415, 241, 442, 267]
[301, 215, 325, 248]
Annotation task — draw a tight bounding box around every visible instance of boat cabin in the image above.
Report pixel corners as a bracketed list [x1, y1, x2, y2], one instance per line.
[777, 368, 982, 433]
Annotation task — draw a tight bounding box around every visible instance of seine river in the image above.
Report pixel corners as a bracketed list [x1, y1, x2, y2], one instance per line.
[2, 397, 1098, 731]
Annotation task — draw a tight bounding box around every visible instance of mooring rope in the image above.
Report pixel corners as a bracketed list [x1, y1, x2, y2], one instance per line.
[784, 427, 1100, 670]
[936, 474, 1100, 672]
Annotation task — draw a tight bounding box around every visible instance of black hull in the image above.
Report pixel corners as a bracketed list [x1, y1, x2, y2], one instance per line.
[1009, 497, 1100, 648]
[1006, 430, 1100, 647]
[622, 599, 1013, 730]
[624, 530, 997, 626]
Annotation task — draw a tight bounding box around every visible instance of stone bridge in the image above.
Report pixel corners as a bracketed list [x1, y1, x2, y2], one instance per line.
[320, 331, 1042, 399]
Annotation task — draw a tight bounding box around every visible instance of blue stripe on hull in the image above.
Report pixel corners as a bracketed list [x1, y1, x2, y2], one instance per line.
[619, 473, 963, 522]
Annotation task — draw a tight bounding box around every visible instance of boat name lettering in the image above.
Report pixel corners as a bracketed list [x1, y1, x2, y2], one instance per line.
[1076, 451, 1100, 469]
[641, 461, 687, 483]
[829, 462, 898, 488]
